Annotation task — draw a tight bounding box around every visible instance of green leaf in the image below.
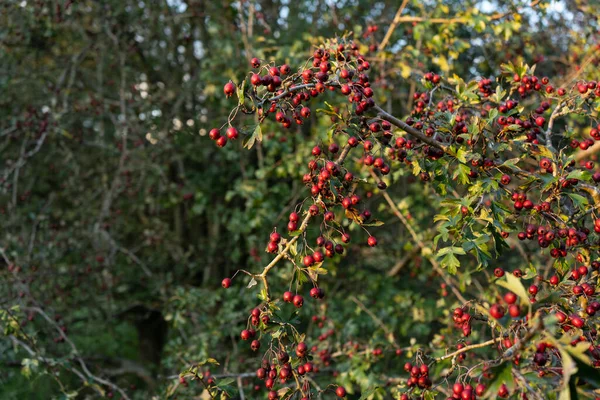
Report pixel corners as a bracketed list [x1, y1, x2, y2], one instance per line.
[199, 358, 220, 366]
[358, 387, 383, 400]
[566, 170, 591, 181]
[440, 252, 460, 274]
[289, 241, 298, 257]
[216, 377, 234, 387]
[456, 148, 468, 163]
[437, 246, 466, 256]
[243, 125, 263, 150]
[237, 80, 245, 106]
[361, 219, 384, 227]
[486, 363, 515, 400]
[566, 193, 588, 208]
[411, 160, 422, 175]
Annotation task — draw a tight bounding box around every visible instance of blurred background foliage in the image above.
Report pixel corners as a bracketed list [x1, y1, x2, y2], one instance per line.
[1, 0, 598, 398]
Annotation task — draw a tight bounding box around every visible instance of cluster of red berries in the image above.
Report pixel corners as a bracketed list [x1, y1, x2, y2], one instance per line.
[423, 72, 441, 85]
[516, 222, 590, 251]
[282, 291, 304, 308]
[249, 59, 289, 92]
[317, 328, 335, 342]
[253, 344, 332, 400]
[362, 24, 379, 38]
[267, 230, 281, 254]
[489, 291, 523, 320]
[208, 126, 238, 148]
[576, 80, 599, 95]
[444, 381, 487, 400]
[477, 78, 494, 97]
[402, 361, 432, 391]
[452, 307, 473, 337]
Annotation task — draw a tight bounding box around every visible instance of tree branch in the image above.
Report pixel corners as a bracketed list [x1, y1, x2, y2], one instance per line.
[373, 104, 448, 151]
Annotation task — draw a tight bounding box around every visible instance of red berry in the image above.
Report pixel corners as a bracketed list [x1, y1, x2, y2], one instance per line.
[504, 292, 517, 304]
[221, 278, 231, 288]
[453, 383, 464, 394]
[283, 291, 294, 303]
[303, 255, 315, 267]
[226, 127, 238, 140]
[529, 285, 538, 296]
[367, 236, 377, 247]
[240, 329, 251, 340]
[224, 81, 236, 97]
[209, 128, 221, 140]
[490, 304, 505, 319]
[335, 386, 346, 398]
[293, 294, 304, 308]
[216, 136, 228, 147]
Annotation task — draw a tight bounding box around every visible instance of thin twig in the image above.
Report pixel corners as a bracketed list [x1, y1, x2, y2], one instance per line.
[370, 171, 468, 304]
[378, 0, 410, 52]
[350, 295, 397, 346]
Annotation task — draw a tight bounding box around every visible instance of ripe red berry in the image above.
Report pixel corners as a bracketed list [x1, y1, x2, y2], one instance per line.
[498, 383, 509, 398]
[453, 383, 464, 394]
[293, 294, 304, 308]
[221, 278, 232, 288]
[216, 136, 228, 147]
[303, 255, 315, 267]
[224, 81, 236, 97]
[251, 73, 262, 86]
[504, 292, 517, 304]
[283, 291, 294, 303]
[475, 383, 486, 396]
[335, 386, 346, 398]
[280, 64, 290, 75]
[209, 128, 221, 140]
[570, 315, 584, 328]
[529, 285, 538, 296]
[240, 329, 251, 340]
[535, 116, 545, 127]
[490, 304, 505, 319]
[367, 236, 377, 247]
[226, 127, 238, 140]
[313, 251, 324, 263]
[369, 122, 381, 132]
[267, 241, 278, 253]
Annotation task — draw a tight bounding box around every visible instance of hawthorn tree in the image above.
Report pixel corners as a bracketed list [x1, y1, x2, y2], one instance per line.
[2, 1, 600, 400]
[199, 10, 600, 400]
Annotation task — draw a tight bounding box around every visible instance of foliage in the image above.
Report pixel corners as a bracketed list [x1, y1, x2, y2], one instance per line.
[1, 1, 600, 399]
